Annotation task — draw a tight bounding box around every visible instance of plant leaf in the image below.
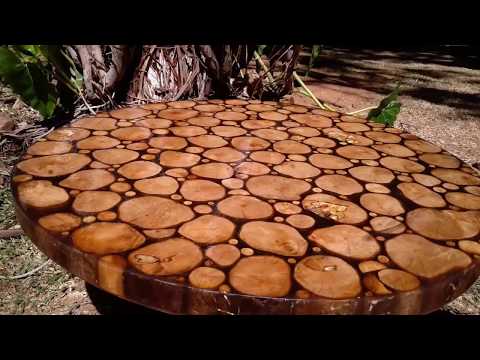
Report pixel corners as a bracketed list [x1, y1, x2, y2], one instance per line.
[367, 84, 402, 126]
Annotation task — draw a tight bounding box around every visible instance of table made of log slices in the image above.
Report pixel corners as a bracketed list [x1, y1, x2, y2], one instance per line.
[11, 99, 480, 314]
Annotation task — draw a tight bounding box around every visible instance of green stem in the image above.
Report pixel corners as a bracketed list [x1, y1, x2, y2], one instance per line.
[293, 71, 326, 110]
[346, 106, 377, 116]
[253, 50, 275, 84]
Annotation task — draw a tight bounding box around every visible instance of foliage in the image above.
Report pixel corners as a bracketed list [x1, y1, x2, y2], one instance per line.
[305, 45, 321, 77]
[0, 45, 80, 120]
[367, 84, 401, 126]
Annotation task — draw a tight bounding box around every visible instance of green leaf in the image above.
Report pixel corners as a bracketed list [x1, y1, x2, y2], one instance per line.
[367, 84, 402, 127]
[0, 47, 36, 103]
[0, 46, 58, 119]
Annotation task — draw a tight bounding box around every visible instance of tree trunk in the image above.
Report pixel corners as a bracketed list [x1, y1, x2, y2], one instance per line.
[68, 44, 300, 107]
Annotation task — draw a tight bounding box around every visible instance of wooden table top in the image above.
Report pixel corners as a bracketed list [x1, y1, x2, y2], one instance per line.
[12, 99, 480, 314]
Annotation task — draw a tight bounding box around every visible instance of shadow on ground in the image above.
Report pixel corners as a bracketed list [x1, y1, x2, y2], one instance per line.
[298, 45, 480, 116]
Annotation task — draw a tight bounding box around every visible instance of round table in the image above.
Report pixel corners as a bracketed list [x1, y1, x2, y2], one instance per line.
[12, 99, 480, 314]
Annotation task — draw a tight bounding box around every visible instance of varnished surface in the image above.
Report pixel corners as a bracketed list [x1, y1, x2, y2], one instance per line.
[12, 99, 480, 314]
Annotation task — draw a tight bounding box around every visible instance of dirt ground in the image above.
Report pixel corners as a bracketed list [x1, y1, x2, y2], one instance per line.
[1, 45, 479, 315]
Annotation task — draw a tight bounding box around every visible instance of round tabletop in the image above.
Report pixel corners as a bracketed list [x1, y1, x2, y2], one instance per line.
[12, 99, 480, 314]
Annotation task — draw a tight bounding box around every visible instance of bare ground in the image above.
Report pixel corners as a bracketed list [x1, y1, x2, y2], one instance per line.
[1, 46, 479, 315]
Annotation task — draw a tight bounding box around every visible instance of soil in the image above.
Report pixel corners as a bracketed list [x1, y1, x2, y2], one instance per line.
[1, 45, 479, 315]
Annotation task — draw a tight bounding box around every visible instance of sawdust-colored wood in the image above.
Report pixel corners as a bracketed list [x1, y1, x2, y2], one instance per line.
[194, 104, 225, 112]
[380, 156, 426, 173]
[445, 192, 480, 210]
[250, 151, 285, 164]
[92, 149, 139, 164]
[348, 166, 394, 184]
[111, 127, 151, 141]
[314, 175, 363, 195]
[136, 118, 172, 129]
[309, 225, 380, 260]
[180, 180, 226, 201]
[411, 173, 442, 187]
[229, 256, 291, 297]
[211, 125, 246, 137]
[372, 144, 415, 157]
[191, 163, 234, 179]
[364, 131, 401, 143]
[397, 182, 447, 208]
[363, 273, 392, 295]
[143, 229, 176, 240]
[239, 221, 308, 257]
[273, 140, 311, 154]
[110, 107, 150, 120]
[14, 101, 480, 315]
[189, 267, 225, 289]
[171, 126, 207, 137]
[241, 120, 276, 129]
[188, 116, 221, 127]
[231, 136, 270, 151]
[188, 134, 228, 148]
[360, 193, 405, 216]
[290, 114, 332, 128]
[274, 202, 302, 215]
[133, 176, 179, 195]
[336, 145, 380, 160]
[286, 214, 315, 229]
[179, 215, 235, 244]
[27, 141, 72, 156]
[294, 255, 361, 299]
[419, 153, 461, 169]
[251, 129, 289, 141]
[217, 195, 273, 220]
[215, 111, 248, 121]
[406, 208, 480, 240]
[236, 162, 270, 176]
[98, 255, 127, 297]
[303, 193, 368, 225]
[203, 147, 245, 163]
[274, 161, 320, 178]
[59, 169, 115, 190]
[17, 154, 91, 178]
[38, 212, 81, 233]
[288, 126, 321, 137]
[431, 168, 480, 186]
[149, 136, 188, 150]
[73, 222, 145, 255]
[385, 234, 471, 278]
[47, 127, 91, 141]
[158, 108, 199, 120]
[247, 175, 311, 201]
[458, 241, 480, 256]
[309, 154, 353, 169]
[76, 135, 120, 150]
[378, 269, 420, 291]
[118, 196, 194, 229]
[358, 260, 386, 273]
[370, 217, 406, 235]
[404, 139, 442, 153]
[303, 136, 336, 148]
[72, 191, 121, 215]
[128, 238, 203, 276]
[258, 111, 288, 121]
[205, 244, 241, 267]
[117, 161, 162, 180]
[72, 117, 117, 130]
[159, 151, 201, 167]
[167, 100, 196, 109]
